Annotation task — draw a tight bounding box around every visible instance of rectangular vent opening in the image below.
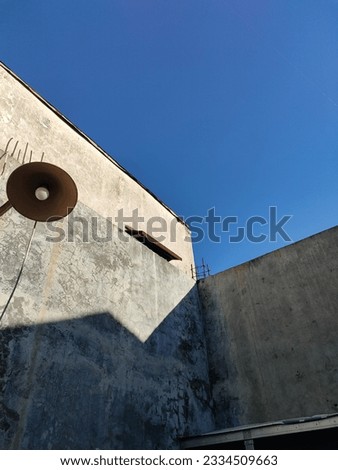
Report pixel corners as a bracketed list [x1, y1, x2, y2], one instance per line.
[125, 225, 182, 262]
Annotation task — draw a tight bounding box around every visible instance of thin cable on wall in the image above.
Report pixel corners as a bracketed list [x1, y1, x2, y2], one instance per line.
[0, 149, 78, 322]
[0, 220, 37, 322]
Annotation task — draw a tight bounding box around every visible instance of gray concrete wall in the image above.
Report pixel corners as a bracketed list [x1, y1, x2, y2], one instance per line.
[198, 227, 338, 429]
[0, 182, 214, 448]
[0, 63, 214, 448]
[0, 62, 194, 275]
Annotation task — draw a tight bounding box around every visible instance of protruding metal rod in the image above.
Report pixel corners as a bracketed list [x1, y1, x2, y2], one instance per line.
[0, 137, 14, 177]
[11, 140, 18, 158]
[22, 142, 28, 164]
[0, 200, 12, 217]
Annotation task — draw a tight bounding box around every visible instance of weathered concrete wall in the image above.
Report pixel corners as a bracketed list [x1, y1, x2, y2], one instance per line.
[198, 227, 338, 429]
[0, 62, 194, 275]
[0, 64, 214, 449]
[0, 175, 214, 448]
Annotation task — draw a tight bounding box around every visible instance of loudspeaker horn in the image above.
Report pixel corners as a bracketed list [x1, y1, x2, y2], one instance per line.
[0, 162, 78, 222]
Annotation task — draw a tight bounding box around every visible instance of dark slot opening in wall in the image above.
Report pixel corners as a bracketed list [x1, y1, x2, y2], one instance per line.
[125, 225, 182, 262]
[183, 427, 338, 450]
[254, 427, 338, 450]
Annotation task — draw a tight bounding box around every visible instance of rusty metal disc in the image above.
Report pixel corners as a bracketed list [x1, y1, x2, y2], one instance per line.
[6, 162, 78, 222]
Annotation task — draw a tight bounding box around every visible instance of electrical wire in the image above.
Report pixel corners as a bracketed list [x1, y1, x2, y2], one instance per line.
[0, 220, 37, 322]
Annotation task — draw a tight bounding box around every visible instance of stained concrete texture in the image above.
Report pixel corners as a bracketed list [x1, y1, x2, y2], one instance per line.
[0, 63, 194, 274]
[0, 180, 214, 448]
[198, 226, 338, 429]
[0, 64, 214, 448]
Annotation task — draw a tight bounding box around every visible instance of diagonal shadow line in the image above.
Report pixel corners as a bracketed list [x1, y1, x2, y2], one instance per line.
[0, 286, 215, 450]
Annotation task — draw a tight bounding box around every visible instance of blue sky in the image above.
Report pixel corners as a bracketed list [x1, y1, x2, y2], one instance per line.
[1, 0, 337, 274]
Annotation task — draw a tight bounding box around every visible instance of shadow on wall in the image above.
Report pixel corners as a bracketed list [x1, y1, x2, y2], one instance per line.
[0, 168, 214, 449]
[198, 226, 338, 429]
[0, 289, 215, 450]
[0, 191, 195, 343]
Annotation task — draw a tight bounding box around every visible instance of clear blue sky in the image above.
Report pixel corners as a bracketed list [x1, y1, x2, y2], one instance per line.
[1, 0, 337, 274]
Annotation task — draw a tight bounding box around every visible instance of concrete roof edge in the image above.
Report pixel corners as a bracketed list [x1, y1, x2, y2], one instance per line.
[0, 61, 189, 229]
[180, 412, 338, 441]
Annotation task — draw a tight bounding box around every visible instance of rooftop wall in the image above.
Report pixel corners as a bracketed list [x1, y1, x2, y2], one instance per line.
[0, 62, 194, 275]
[198, 226, 338, 428]
[0, 65, 214, 449]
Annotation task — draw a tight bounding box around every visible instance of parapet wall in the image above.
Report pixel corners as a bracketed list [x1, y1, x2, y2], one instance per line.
[198, 226, 338, 428]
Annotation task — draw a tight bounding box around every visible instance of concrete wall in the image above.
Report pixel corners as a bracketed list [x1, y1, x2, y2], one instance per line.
[0, 65, 214, 449]
[0, 176, 214, 449]
[0, 62, 194, 275]
[198, 227, 338, 429]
